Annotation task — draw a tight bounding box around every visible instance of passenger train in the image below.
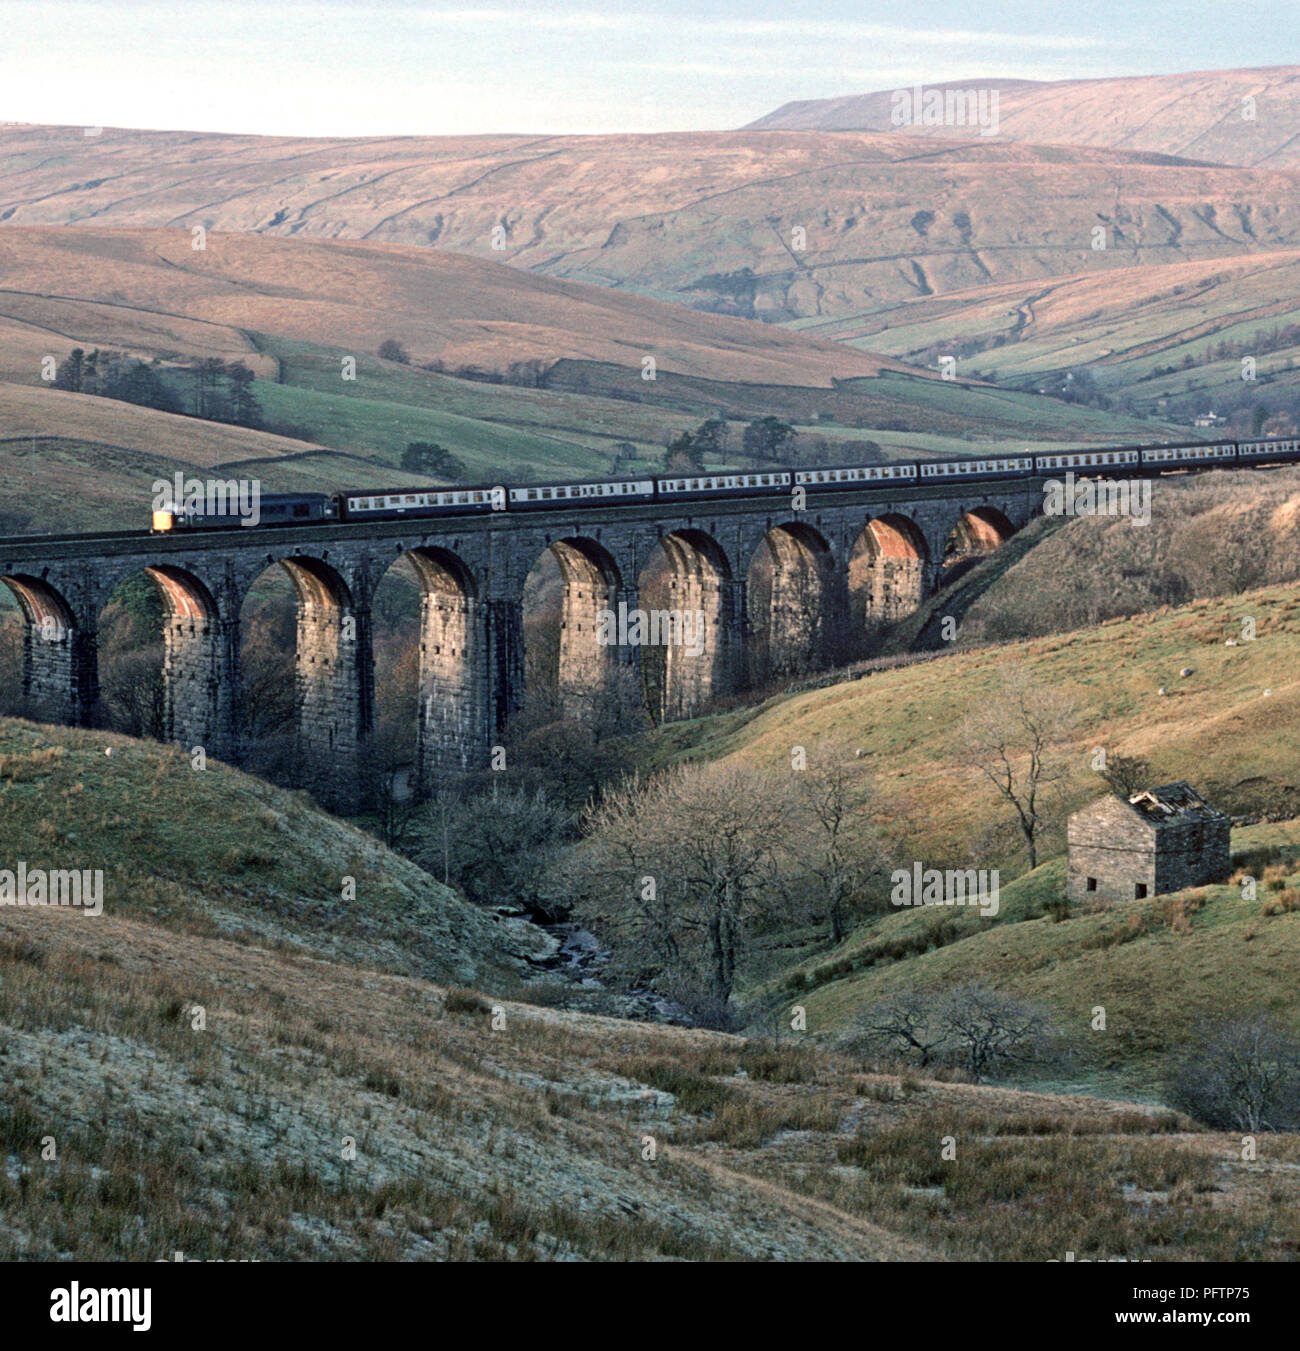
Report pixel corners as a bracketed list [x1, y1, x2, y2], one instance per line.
[149, 435, 1300, 531]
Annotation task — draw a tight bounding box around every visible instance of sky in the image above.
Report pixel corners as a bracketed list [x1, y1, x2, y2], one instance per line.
[0, 0, 1293, 137]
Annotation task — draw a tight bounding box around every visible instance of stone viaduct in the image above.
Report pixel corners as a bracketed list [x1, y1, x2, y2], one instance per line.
[0, 479, 1041, 811]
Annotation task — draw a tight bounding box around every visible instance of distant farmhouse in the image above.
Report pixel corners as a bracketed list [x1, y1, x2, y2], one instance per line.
[1067, 782, 1230, 904]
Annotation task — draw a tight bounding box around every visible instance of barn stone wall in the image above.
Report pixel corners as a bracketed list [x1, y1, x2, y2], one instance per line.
[1068, 795, 1231, 904]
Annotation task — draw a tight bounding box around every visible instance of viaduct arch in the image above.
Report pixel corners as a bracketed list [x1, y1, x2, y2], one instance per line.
[0, 478, 1038, 810]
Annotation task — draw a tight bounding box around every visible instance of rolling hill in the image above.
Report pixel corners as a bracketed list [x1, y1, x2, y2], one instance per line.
[0, 224, 906, 386]
[747, 65, 1300, 169]
[2, 713, 1299, 1261]
[0, 383, 434, 534]
[2, 123, 1298, 328]
[797, 250, 1300, 421]
[0, 225, 1184, 534]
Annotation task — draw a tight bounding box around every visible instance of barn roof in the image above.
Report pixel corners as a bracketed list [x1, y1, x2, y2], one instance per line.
[1125, 782, 1227, 826]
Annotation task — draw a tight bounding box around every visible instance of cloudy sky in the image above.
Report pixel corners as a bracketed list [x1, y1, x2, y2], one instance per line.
[1, 0, 1291, 136]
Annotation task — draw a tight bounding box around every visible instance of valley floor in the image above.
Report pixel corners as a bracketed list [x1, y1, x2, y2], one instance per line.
[3, 900, 1299, 1261]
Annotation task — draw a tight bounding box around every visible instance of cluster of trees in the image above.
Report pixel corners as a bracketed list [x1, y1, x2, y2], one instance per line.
[420, 354, 553, 387]
[663, 418, 731, 472]
[662, 416, 803, 472]
[1151, 323, 1300, 376]
[400, 784, 572, 913]
[1161, 383, 1300, 438]
[53, 349, 263, 428]
[560, 751, 888, 1018]
[54, 348, 180, 415]
[661, 418, 889, 473]
[400, 441, 466, 479]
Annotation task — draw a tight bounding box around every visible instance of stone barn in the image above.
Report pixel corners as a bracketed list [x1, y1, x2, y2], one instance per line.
[1067, 782, 1230, 904]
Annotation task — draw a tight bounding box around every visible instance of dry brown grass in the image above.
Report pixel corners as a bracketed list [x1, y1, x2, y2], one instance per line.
[749, 65, 1300, 169]
[2, 122, 1297, 332]
[4, 897, 1300, 1260]
[0, 225, 895, 387]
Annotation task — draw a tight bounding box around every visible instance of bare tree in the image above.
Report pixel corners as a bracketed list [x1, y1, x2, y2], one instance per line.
[843, 989, 952, 1067]
[940, 983, 1051, 1083]
[572, 761, 799, 1004]
[403, 784, 572, 913]
[954, 665, 1076, 869]
[97, 646, 166, 739]
[0, 610, 26, 716]
[1165, 1014, 1300, 1132]
[793, 746, 888, 945]
[844, 983, 1050, 1082]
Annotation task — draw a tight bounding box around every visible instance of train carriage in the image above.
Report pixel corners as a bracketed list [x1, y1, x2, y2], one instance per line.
[919, 456, 1034, 482]
[508, 478, 655, 510]
[339, 486, 503, 519]
[1140, 442, 1237, 468]
[1238, 438, 1300, 465]
[655, 469, 792, 502]
[1034, 448, 1140, 474]
[794, 463, 918, 490]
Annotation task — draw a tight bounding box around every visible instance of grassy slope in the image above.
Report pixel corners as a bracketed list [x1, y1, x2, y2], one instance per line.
[813, 252, 1300, 414]
[0, 718, 551, 985]
[645, 578, 1300, 860]
[634, 578, 1300, 1087]
[3, 716, 1300, 1259]
[0, 383, 444, 533]
[778, 821, 1300, 1089]
[748, 65, 1300, 168]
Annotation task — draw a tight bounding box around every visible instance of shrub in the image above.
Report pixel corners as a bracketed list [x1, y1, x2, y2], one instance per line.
[1165, 1014, 1300, 1132]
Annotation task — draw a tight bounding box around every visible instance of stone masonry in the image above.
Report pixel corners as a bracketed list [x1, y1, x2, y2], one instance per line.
[2, 481, 1039, 812]
[1067, 782, 1231, 904]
